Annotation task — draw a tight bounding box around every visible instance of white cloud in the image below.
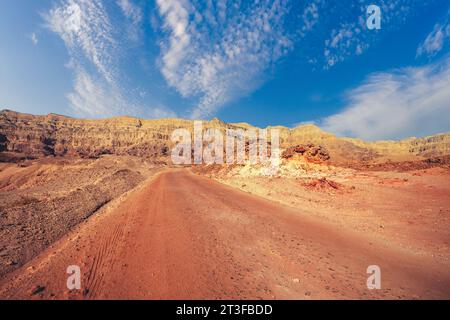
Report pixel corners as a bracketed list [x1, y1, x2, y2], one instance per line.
[44, 0, 173, 118]
[117, 0, 142, 25]
[40, 0, 440, 120]
[29, 33, 39, 45]
[116, 0, 143, 41]
[321, 57, 450, 140]
[67, 65, 127, 117]
[68, 65, 175, 118]
[152, 0, 435, 116]
[157, 0, 192, 80]
[322, 0, 414, 69]
[324, 23, 362, 68]
[299, 1, 320, 36]
[292, 120, 317, 128]
[417, 22, 449, 57]
[156, 0, 292, 119]
[44, 0, 117, 83]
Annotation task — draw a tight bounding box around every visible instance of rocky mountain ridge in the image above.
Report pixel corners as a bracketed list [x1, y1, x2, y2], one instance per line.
[1, 109, 449, 166]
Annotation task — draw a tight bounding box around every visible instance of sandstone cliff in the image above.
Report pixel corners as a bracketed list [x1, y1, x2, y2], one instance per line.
[1, 109, 449, 166]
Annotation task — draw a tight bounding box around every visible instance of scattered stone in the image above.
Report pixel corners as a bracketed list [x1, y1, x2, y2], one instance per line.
[282, 144, 330, 163]
[31, 285, 45, 295]
[303, 177, 343, 191]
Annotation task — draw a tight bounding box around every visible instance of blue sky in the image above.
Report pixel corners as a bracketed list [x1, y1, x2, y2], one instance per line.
[0, 0, 449, 140]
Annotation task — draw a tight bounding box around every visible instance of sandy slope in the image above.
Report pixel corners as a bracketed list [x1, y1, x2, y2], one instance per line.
[0, 169, 449, 299]
[208, 166, 450, 261]
[0, 156, 159, 277]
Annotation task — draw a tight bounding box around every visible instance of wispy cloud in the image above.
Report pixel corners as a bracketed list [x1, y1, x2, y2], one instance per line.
[40, 0, 439, 122]
[298, 0, 320, 37]
[156, 0, 292, 119]
[44, 0, 117, 83]
[68, 64, 174, 118]
[320, 56, 450, 140]
[117, 0, 142, 25]
[321, 0, 414, 69]
[29, 32, 39, 45]
[67, 65, 124, 116]
[43, 0, 173, 118]
[116, 0, 143, 41]
[324, 22, 365, 68]
[154, 0, 427, 117]
[417, 13, 450, 58]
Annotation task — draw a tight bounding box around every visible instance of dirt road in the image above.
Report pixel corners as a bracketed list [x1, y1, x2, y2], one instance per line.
[1, 170, 449, 299]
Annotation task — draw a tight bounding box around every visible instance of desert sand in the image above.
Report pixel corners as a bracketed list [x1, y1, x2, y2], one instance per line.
[0, 110, 449, 299]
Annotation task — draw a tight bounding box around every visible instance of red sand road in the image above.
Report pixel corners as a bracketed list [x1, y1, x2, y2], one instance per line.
[0, 169, 449, 299]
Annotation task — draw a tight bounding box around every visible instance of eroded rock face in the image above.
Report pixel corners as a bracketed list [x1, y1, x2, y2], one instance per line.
[0, 110, 183, 160]
[282, 144, 330, 163]
[1, 109, 449, 166]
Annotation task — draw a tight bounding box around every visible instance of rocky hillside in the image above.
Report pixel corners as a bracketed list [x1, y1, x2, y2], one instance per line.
[1, 109, 449, 166]
[0, 155, 159, 277]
